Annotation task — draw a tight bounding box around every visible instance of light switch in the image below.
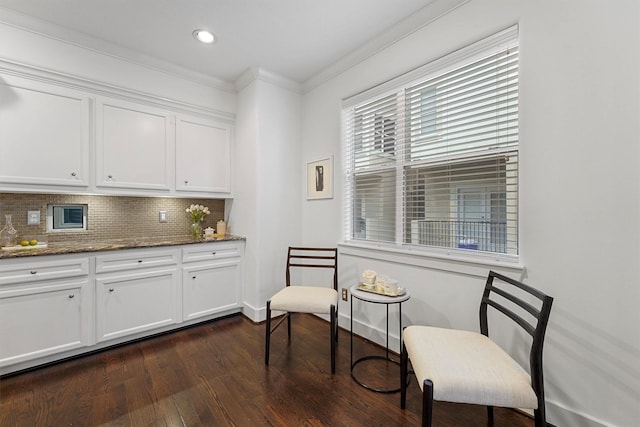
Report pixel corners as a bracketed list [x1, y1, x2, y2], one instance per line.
[159, 211, 168, 223]
[28, 210, 40, 225]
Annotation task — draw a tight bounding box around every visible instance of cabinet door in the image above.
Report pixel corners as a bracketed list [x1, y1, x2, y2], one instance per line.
[182, 260, 240, 321]
[96, 98, 173, 192]
[96, 268, 179, 342]
[0, 279, 90, 367]
[0, 77, 89, 188]
[176, 116, 232, 194]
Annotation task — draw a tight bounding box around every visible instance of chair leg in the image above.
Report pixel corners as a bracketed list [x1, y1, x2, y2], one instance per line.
[487, 405, 494, 422]
[400, 343, 408, 409]
[265, 300, 272, 366]
[422, 379, 433, 427]
[330, 304, 336, 374]
[534, 407, 547, 427]
[335, 306, 339, 342]
[287, 310, 292, 339]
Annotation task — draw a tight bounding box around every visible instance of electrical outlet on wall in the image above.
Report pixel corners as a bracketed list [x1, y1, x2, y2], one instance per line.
[27, 210, 40, 225]
[159, 211, 168, 223]
[341, 288, 348, 301]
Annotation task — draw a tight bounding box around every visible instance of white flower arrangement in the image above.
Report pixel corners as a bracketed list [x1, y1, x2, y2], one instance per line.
[186, 204, 210, 224]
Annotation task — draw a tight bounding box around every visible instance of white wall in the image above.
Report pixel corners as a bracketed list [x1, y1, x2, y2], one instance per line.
[231, 70, 303, 321]
[300, 1, 640, 426]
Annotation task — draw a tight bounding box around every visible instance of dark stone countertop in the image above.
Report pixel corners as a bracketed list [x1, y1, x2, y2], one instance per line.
[0, 235, 245, 259]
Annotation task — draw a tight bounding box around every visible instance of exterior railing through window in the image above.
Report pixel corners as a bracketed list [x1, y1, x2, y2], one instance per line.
[410, 220, 507, 254]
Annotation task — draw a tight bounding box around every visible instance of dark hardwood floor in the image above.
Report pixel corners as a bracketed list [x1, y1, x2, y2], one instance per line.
[0, 314, 535, 426]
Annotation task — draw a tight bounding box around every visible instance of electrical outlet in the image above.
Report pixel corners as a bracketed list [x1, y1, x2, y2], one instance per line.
[27, 210, 40, 225]
[341, 288, 348, 301]
[159, 211, 168, 223]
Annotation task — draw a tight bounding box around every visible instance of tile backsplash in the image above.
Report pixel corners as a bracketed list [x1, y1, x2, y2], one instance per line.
[0, 193, 225, 244]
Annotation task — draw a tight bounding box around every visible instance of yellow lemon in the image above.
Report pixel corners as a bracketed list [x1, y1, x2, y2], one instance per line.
[20, 240, 29, 246]
[29, 240, 38, 246]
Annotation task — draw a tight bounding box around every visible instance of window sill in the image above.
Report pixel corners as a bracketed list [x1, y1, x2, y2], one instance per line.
[338, 241, 524, 279]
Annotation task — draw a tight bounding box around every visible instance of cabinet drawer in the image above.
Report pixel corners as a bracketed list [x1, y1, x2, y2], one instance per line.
[182, 243, 241, 263]
[96, 249, 178, 273]
[0, 257, 89, 286]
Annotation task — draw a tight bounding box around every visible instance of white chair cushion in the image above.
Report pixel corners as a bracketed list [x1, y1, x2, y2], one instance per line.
[404, 325, 538, 409]
[269, 286, 338, 314]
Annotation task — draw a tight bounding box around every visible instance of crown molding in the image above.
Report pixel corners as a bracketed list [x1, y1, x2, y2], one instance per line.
[302, 0, 471, 93]
[234, 66, 302, 94]
[0, 57, 235, 122]
[0, 6, 236, 94]
[0, 1, 469, 96]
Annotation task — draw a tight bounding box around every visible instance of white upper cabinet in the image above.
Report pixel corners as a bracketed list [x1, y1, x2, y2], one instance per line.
[0, 64, 235, 197]
[95, 98, 173, 192]
[175, 115, 232, 195]
[0, 77, 89, 189]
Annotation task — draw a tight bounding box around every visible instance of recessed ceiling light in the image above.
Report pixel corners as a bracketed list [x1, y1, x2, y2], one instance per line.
[193, 29, 215, 44]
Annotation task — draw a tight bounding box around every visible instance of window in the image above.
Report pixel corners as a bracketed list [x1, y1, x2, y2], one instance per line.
[343, 27, 519, 258]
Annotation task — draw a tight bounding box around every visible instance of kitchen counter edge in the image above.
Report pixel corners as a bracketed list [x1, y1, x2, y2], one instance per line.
[0, 235, 246, 259]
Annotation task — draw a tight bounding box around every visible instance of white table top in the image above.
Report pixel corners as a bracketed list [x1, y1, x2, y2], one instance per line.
[350, 284, 411, 304]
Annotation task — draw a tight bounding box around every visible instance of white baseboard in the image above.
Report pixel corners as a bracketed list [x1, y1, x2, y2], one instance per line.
[338, 311, 401, 354]
[248, 306, 402, 352]
[242, 302, 264, 322]
[546, 400, 612, 427]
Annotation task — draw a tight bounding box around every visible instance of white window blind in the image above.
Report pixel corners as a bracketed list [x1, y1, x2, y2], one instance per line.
[343, 28, 519, 257]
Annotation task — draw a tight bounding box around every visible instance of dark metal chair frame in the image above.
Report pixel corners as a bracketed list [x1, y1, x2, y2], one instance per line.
[401, 270, 554, 427]
[265, 247, 339, 373]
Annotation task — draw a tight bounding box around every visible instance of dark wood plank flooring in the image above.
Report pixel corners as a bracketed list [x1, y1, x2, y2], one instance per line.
[0, 314, 535, 426]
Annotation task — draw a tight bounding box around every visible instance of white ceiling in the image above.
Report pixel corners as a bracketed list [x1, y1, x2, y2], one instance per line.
[0, 0, 436, 86]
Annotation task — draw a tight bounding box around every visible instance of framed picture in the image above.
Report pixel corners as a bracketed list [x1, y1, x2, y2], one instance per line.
[307, 156, 333, 200]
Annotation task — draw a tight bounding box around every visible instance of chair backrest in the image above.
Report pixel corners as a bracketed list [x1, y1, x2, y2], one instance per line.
[480, 270, 553, 403]
[285, 247, 338, 290]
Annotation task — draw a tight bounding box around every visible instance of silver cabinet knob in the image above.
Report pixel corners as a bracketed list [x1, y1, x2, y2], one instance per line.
[68, 294, 75, 299]
[108, 288, 114, 293]
[71, 172, 77, 177]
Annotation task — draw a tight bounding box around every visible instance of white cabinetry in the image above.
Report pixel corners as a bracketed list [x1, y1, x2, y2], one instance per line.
[0, 255, 91, 368]
[0, 240, 244, 374]
[0, 65, 235, 197]
[95, 249, 180, 343]
[181, 242, 242, 321]
[176, 115, 232, 195]
[0, 76, 89, 189]
[95, 98, 173, 192]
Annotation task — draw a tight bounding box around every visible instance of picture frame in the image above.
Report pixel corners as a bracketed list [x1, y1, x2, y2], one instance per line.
[307, 156, 333, 200]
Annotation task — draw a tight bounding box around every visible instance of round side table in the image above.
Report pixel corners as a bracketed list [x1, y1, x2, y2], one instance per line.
[350, 284, 410, 393]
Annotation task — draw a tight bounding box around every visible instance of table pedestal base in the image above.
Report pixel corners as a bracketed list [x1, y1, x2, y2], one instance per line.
[351, 355, 401, 393]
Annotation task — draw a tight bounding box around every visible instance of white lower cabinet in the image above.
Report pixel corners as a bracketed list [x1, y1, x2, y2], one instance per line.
[94, 248, 180, 343]
[182, 260, 240, 321]
[0, 240, 244, 374]
[0, 256, 91, 369]
[95, 268, 179, 342]
[182, 242, 242, 321]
